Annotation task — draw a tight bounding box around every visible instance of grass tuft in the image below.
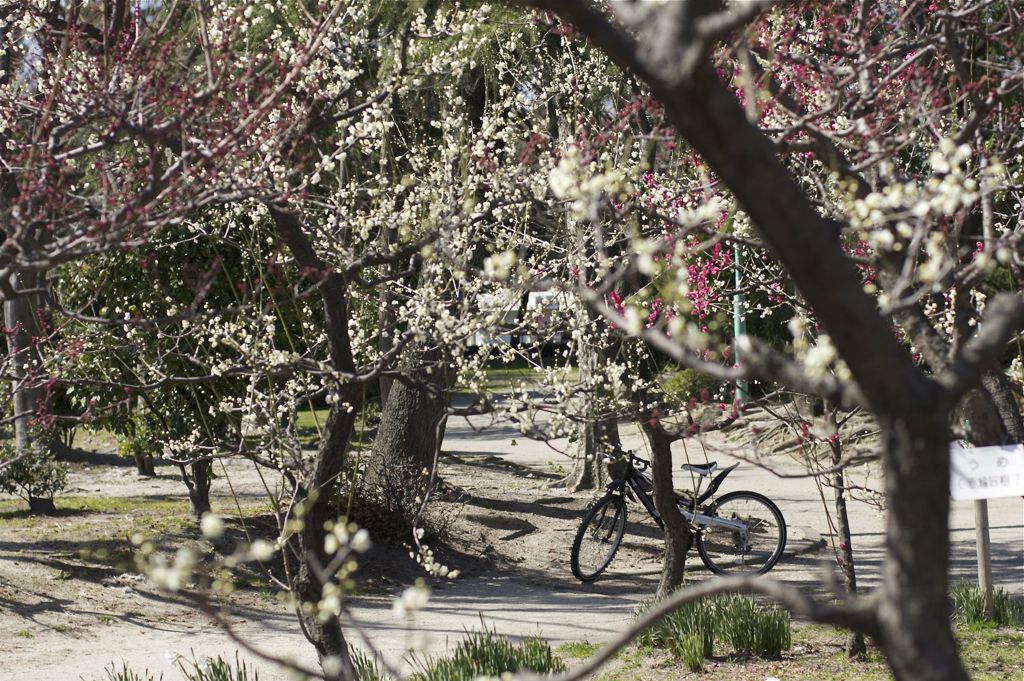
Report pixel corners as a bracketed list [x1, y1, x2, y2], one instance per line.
[97, 662, 161, 681]
[408, 629, 565, 681]
[635, 592, 792, 665]
[950, 582, 1024, 628]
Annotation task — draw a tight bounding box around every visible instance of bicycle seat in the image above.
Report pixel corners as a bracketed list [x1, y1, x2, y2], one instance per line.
[680, 462, 718, 475]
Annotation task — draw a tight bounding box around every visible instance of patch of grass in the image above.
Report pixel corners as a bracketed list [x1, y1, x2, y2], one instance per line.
[610, 621, 1024, 681]
[557, 640, 602, 660]
[94, 654, 261, 681]
[15, 629, 33, 638]
[636, 597, 715, 660]
[676, 632, 706, 672]
[99, 614, 116, 625]
[52, 623, 73, 634]
[295, 407, 375, 448]
[0, 495, 188, 524]
[294, 408, 330, 433]
[957, 626, 1024, 680]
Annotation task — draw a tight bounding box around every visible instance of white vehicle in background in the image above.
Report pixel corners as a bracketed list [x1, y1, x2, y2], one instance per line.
[521, 290, 565, 346]
[469, 290, 520, 348]
[467, 287, 568, 350]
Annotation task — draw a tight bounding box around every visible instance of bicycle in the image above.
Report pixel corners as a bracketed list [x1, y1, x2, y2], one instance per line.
[570, 446, 787, 582]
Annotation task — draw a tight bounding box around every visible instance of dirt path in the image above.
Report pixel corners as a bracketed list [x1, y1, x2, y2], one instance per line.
[1, 415, 1021, 680]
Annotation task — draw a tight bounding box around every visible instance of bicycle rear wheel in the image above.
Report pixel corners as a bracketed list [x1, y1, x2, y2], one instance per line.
[570, 493, 627, 581]
[696, 491, 786, 575]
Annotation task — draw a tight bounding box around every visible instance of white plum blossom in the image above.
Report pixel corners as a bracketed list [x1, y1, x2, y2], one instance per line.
[200, 513, 225, 540]
[392, 582, 431, 617]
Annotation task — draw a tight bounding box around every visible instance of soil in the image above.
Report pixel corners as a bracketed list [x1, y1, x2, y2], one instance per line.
[0, 435, 653, 681]
[1, 414, 1021, 681]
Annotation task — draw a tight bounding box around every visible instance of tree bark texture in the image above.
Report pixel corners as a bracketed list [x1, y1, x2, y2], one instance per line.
[559, 411, 621, 492]
[875, 414, 968, 681]
[557, 292, 622, 491]
[827, 418, 867, 658]
[4, 271, 48, 465]
[135, 453, 156, 477]
[272, 205, 361, 681]
[295, 388, 361, 681]
[185, 460, 212, 520]
[642, 418, 691, 600]
[363, 347, 450, 524]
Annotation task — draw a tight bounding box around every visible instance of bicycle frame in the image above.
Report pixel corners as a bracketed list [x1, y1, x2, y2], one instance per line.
[603, 450, 750, 542]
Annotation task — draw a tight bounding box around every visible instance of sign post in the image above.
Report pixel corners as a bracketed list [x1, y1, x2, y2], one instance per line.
[974, 500, 993, 619]
[950, 443, 1024, 618]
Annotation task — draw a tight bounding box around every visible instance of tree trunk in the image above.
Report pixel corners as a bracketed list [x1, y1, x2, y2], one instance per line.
[362, 352, 449, 523]
[556, 295, 621, 491]
[295, 388, 362, 681]
[271, 204, 362, 681]
[188, 461, 211, 519]
[973, 371, 1022, 443]
[378, 302, 396, 407]
[558, 414, 621, 491]
[135, 453, 156, 477]
[4, 270, 48, 468]
[642, 418, 691, 600]
[875, 413, 968, 681]
[28, 496, 56, 514]
[826, 408, 866, 658]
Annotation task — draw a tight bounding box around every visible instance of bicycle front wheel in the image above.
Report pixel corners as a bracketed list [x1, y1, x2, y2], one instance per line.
[696, 491, 786, 575]
[570, 493, 627, 582]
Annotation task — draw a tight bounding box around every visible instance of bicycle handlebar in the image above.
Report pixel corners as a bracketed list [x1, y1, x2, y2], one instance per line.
[602, 446, 651, 471]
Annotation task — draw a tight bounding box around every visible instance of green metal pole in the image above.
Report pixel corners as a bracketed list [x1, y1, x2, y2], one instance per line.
[733, 242, 749, 404]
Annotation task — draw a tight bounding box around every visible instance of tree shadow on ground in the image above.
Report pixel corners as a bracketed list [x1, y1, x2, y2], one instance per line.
[443, 451, 562, 480]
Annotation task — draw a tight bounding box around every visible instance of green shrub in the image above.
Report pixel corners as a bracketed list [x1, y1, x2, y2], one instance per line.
[0, 443, 67, 511]
[409, 629, 565, 681]
[950, 583, 1024, 627]
[662, 369, 724, 405]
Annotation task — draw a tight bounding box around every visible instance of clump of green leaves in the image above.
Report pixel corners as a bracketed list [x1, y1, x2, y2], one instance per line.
[662, 368, 724, 405]
[636, 597, 715, 660]
[951, 583, 1024, 627]
[635, 593, 792, 667]
[408, 629, 566, 681]
[352, 648, 389, 681]
[715, 594, 791, 658]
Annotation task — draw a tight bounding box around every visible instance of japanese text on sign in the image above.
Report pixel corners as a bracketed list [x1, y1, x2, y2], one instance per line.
[950, 443, 1024, 500]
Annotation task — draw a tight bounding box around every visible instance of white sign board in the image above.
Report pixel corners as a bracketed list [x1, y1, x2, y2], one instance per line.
[950, 443, 1024, 500]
